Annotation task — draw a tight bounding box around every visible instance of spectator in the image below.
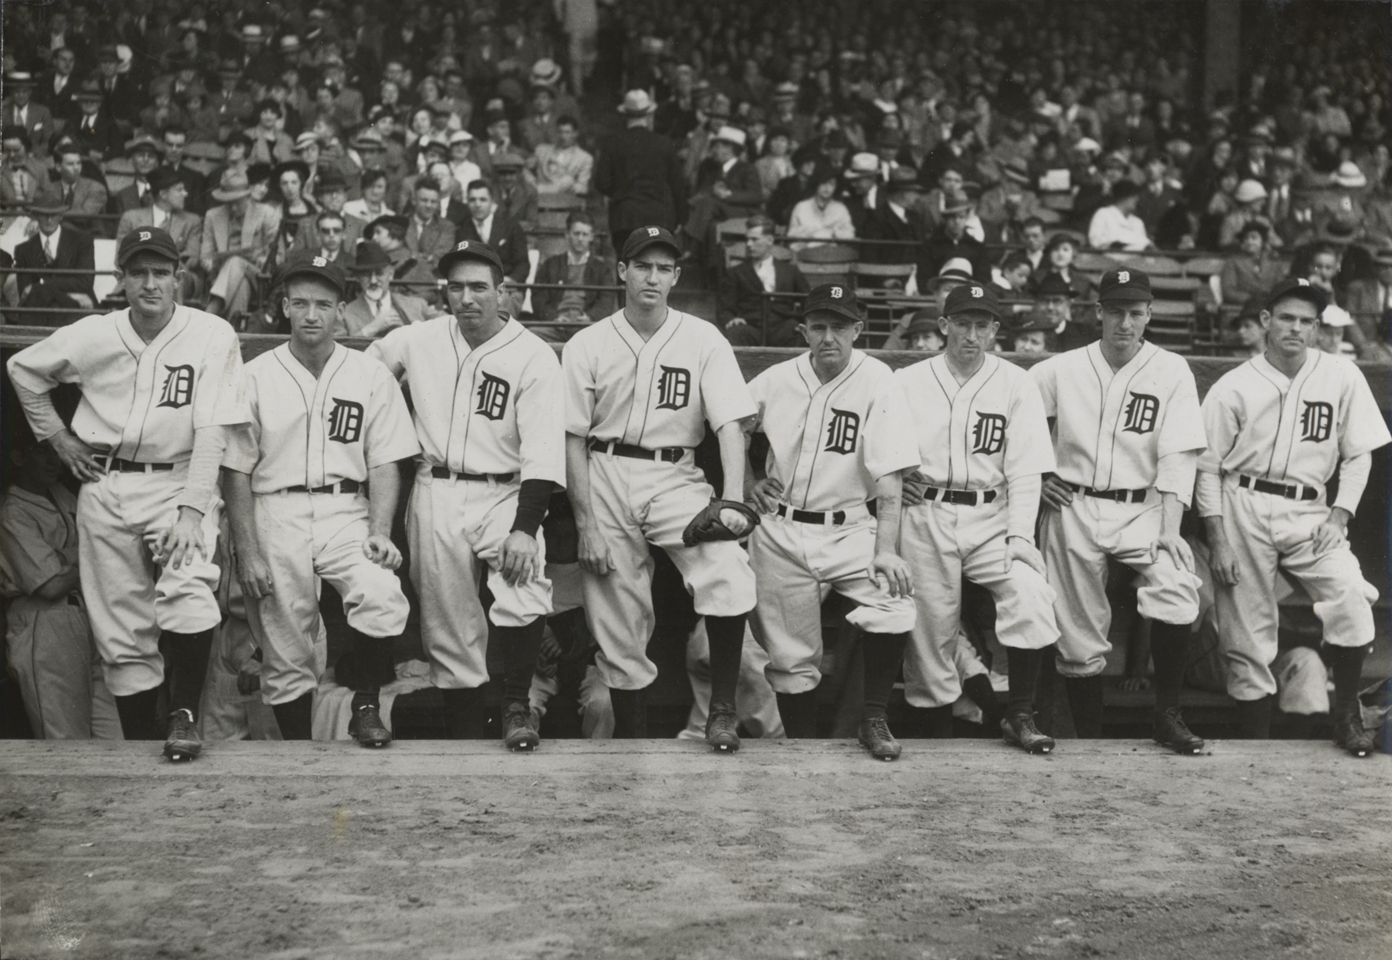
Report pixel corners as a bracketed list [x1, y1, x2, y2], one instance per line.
[39, 47, 79, 117]
[247, 98, 295, 166]
[295, 171, 365, 254]
[305, 210, 354, 271]
[446, 132, 482, 201]
[1265, 147, 1300, 245]
[685, 125, 764, 264]
[138, 75, 189, 139]
[337, 240, 433, 337]
[404, 179, 456, 269]
[1019, 217, 1048, 276]
[787, 163, 855, 246]
[477, 108, 523, 182]
[1343, 246, 1392, 350]
[976, 158, 1043, 245]
[201, 169, 281, 321]
[493, 152, 539, 233]
[532, 210, 618, 329]
[14, 190, 96, 326]
[2, 72, 53, 160]
[1009, 311, 1054, 355]
[116, 166, 203, 303]
[1104, 91, 1157, 155]
[422, 161, 469, 226]
[67, 80, 123, 161]
[519, 85, 560, 152]
[755, 127, 795, 202]
[1135, 154, 1184, 242]
[920, 188, 988, 280]
[901, 310, 946, 352]
[533, 116, 593, 197]
[594, 89, 687, 252]
[881, 259, 975, 349]
[1, 126, 48, 210]
[455, 179, 529, 283]
[1033, 268, 1092, 352]
[110, 135, 163, 215]
[161, 126, 209, 215]
[1228, 309, 1267, 359]
[343, 168, 394, 222]
[364, 213, 441, 301]
[92, 45, 138, 124]
[768, 145, 820, 228]
[1087, 179, 1150, 250]
[718, 215, 810, 347]
[842, 152, 884, 235]
[1315, 304, 1356, 356]
[1214, 222, 1284, 309]
[1218, 180, 1271, 250]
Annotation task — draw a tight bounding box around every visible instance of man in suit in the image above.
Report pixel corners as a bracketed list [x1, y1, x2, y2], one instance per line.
[201, 169, 281, 321]
[404, 179, 456, 270]
[365, 214, 442, 305]
[920, 189, 988, 282]
[116, 165, 204, 304]
[685, 125, 765, 265]
[91, 46, 139, 125]
[14, 191, 96, 326]
[531, 210, 617, 330]
[160, 127, 209, 217]
[52, 141, 108, 235]
[457, 179, 530, 284]
[1, 126, 50, 211]
[337, 240, 434, 337]
[1104, 91, 1157, 156]
[2, 73, 55, 160]
[39, 48, 80, 121]
[110, 135, 164, 215]
[66, 81, 122, 162]
[1344, 246, 1392, 351]
[294, 171, 365, 255]
[493, 153, 539, 234]
[594, 90, 688, 253]
[718, 215, 810, 347]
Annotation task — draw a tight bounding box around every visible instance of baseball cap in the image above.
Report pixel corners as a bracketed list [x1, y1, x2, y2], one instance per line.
[620, 225, 682, 262]
[800, 283, 860, 323]
[1097, 267, 1153, 303]
[1264, 276, 1327, 314]
[438, 239, 506, 279]
[276, 252, 347, 297]
[117, 227, 182, 268]
[943, 282, 1003, 320]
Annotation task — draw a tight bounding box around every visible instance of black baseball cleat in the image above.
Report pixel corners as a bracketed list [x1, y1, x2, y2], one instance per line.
[349, 703, 392, 748]
[1002, 712, 1055, 754]
[705, 701, 741, 753]
[857, 716, 902, 761]
[163, 708, 202, 762]
[1334, 713, 1375, 758]
[1153, 707, 1204, 755]
[502, 702, 541, 752]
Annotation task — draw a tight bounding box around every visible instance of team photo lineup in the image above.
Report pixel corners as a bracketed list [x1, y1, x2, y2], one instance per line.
[2, 0, 1390, 768]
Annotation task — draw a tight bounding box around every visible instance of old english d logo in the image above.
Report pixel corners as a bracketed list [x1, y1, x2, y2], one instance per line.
[656, 366, 690, 410]
[327, 399, 363, 443]
[1300, 401, 1333, 442]
[971, 412, 1006, 455]
[157, 365, 194, 408]
[824, 408, 860, 454]
[1122, 392, 1158, 434]
[475, 372, 510, 421]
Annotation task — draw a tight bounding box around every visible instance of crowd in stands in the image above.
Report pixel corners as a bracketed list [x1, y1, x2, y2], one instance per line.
[1, 0, 1390, 357]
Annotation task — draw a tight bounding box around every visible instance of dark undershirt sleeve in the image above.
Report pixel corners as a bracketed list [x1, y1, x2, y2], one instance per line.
[510, 479, 554, 537]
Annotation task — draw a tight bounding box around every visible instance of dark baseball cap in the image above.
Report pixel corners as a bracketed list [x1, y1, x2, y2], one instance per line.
[1264, 276, 1327, 314]
[800, 283, 860, 323]
[621, 225, 682, 262]
[943, 281, 1004, 319]
[437, 239, 506, 279]
[1097, 267, 1153, 302]
[117, 226, 182, 267]
[276, 252, 347, 297]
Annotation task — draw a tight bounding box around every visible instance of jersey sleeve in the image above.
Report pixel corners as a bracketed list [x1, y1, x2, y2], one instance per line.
[220, 366, 262, 474]
[1003, 373, 1057, 478]
[1338, 364, 1392, 460]
[0, 502, 66, 595]
[1028, 356, 1058, 419]
[863, 376, 921, 480]
[700, 335, 757, 431]
[1156, 360, 1207, 457]
[365, 327, 409, 381]
[364, 362, 422, 468]
[745, 368, 770, 431]
[5, 323, 86, 441]
[192, 323, 250, 429]
[1197, 380, 1241, 476]
[561, 335, 597, 437]
[517, 346, 568, 485]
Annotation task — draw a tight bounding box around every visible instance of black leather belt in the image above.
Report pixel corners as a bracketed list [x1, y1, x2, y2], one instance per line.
[430, 466, 515, 482]
[104, 456, 174, 472]
[775, 503, 847, 524]
[1068, 483, 1148, 504]
[284, 480, 364, 495]
[1239, 475, 1318, 501]
[589, 439, 685, 463]
[925, 487, 997, 506]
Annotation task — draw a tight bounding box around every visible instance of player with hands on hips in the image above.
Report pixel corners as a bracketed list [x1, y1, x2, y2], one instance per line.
[222, 254, 420, 746]
[744, 283, 920, 760]
[562, 226, 758, 751]
[368, 239, 565, 751]
[1029, 268, 1209, 754]
[895, 282, 1061, 754]
[7, 227, 251, 761]
[1196, 277, 1391, 756]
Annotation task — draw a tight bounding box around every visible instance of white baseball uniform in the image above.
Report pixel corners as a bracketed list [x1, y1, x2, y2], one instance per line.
[1030, 341, 1206, 678]
[7, 306, 249, 696]
[1196, 351, 1390, 701]
[224, 343, 420, 705]
[745, 350, 918, 694]
[0, 484, 121, 739]
[563, 309, 757, 690]
[895, 353, 1060, 708]
[369, 315, 565, 690]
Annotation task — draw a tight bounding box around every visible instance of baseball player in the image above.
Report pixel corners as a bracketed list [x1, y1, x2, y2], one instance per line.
[7, 226, 250, 761]
[1196, 277, 1390, 756]
[895, 282, 1060, 753]
[223, 255, 420, 746]
[744, 283, 918, 760]
[563, 226, 758, 750]
[368, 239, 565, 751]
[1030, 268, 1208, 753]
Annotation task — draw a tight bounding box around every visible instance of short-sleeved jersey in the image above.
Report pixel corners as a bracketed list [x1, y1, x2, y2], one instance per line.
[748, 352, 919, 512]
[6, 307, 249, 462]
[895, 353, 1055, 490]
[1030, 341, 1206, 490]
[562, 309, 756, 449]
[1199, 351, 1391, 488]
[224, 343, 420, 494]
[0, 486, 78, 600]
[367, 315, 565, 485]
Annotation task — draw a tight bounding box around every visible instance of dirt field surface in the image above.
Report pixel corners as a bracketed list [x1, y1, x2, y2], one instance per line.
[1, 739, 1389, 960]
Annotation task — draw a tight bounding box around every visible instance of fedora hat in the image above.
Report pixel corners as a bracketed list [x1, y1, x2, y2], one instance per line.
[211, 169, 252, 202]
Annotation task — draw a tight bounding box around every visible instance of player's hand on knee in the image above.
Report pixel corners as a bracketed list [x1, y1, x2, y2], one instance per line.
[1209, 540, 1241, 585]
[162, 507, 208, 570]
[750, 477, 784, 514]
[868, 551, 913, 598]
[363, 534, 403, 570]
[1311, 520, 1347, 555]
[1040, 475, 1073, 511]
[237, 549, 275, 598]
[1005, 536, 1047, 577]
[901, 470, 928, 507]
[1150, 533, 1194, 573]
[498, 530, 541, 585]
[577, 528, 613, 576]
[48, 430, 107, 483]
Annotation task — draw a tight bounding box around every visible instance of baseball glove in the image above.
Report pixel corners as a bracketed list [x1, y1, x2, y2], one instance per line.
[682, 498, 761, 546]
